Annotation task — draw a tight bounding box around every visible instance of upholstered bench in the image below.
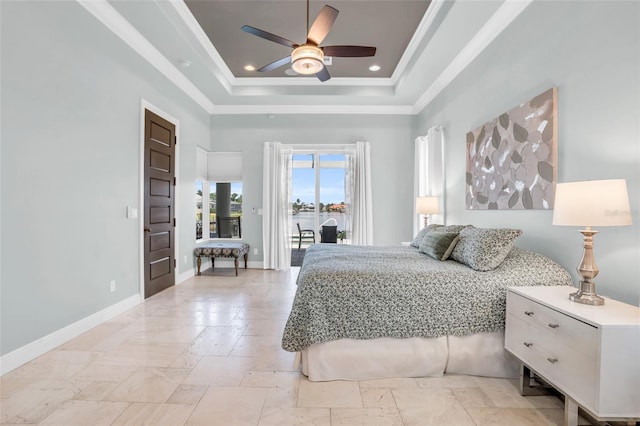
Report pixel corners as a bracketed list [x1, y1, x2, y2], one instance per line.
[194, 242, 249, 276]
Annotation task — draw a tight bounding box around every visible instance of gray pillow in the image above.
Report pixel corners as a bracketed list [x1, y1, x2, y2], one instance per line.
[410, 224, 443, 248]
[450, 227, 523, 271]
[433, 224, 469, 234]
[418, 232, 460, 261]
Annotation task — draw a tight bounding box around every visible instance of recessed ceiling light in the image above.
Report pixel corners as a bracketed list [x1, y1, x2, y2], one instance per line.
[369, 64, 381, 72]
[244, 65, 256, 71]
[284, 68, 299, 76]
[177, 59, 191, 68]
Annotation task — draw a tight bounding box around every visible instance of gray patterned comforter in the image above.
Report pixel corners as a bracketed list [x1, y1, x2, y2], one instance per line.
[282, 244, 572, 352]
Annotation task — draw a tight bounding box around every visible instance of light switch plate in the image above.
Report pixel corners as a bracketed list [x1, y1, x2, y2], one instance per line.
[127, 206, 138, 219]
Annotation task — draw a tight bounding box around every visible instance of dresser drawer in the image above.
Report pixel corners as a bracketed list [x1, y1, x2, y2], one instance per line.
[507, 291, 598, 356]
[505, 313, 597, 408]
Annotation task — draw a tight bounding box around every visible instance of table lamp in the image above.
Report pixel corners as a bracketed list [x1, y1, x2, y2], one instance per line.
[552, 179, 632, 305]
[416, 196, 440, 226]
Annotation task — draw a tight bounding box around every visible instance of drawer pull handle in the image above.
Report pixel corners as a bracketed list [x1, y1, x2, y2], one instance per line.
[548, 323, 559, 329]
[524, 311, 534, 316]
[523, 342, 533, 348]
[547, 357, 558, 364]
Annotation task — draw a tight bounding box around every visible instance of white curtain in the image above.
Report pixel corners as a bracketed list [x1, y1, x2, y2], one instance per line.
[414, 126, 445, 233]
[262, 142, 292, 270]
[346, 141, 373, 245]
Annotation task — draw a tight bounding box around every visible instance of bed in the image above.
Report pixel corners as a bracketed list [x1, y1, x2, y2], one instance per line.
[282, 226, 573, 381]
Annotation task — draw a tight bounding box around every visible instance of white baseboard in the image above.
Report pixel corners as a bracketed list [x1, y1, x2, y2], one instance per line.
[177, 267, 195, 284]
[0, 294, 141, 376]
[1, 261, 270, 377]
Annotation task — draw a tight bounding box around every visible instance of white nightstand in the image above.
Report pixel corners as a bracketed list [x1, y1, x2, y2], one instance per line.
[505, 286, 640, 426]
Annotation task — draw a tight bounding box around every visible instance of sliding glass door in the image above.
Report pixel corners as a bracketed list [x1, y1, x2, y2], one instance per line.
[291, 152, 347, 248]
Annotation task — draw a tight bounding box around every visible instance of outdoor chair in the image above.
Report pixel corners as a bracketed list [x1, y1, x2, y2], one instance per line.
[296, 223, 315, 250]
[319, 218, 338, 244]
[216, 216, 241, 238]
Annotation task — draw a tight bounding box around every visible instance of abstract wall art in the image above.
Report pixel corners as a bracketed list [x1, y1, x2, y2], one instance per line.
[465, 87, 557, 210]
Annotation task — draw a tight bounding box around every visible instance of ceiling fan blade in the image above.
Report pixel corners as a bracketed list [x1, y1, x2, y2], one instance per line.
[316, 66, 331, 82]
[241, 25, 298, 48]
[307, 5, 338, 46]
[257, 56, 292, 72]
[322, 46, 377, 57]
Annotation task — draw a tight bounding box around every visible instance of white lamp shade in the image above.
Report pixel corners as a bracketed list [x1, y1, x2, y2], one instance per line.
[552, 179, 632, 226]
[416, 196, 440, 215]
[291, 45, 324, 75]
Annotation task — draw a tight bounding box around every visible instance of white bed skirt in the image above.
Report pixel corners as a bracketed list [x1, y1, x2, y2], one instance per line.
[299, 331, 520, 381]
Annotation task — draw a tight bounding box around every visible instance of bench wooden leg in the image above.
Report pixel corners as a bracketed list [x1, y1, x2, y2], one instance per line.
[244, 253, 248, 269]
[234, 257, 239, 276]
[196, 256, 202, 275]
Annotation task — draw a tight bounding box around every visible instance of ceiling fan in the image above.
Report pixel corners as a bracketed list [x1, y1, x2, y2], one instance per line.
[241, 0, 376, 82]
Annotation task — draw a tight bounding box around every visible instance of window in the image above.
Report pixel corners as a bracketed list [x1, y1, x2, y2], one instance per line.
[195, 181, 243, 240]
[195, 150, 243, 240]
[209, 182, 242, 238]
[291, 152, 347, 247]
[196, 180, 204, 239]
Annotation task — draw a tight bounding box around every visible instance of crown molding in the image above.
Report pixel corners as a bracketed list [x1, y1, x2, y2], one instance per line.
[412, 0, 533, 114]
[390, 0, 446, 85]
[231, 76, 394, 87]
[76, 0, 216, 113]
[210, 104, 415, 115]
[167, 0, 234, 94]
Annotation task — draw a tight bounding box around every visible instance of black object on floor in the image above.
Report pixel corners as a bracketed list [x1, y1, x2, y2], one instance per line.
[291, 248, 306, 267]
[320, 225, 338, 243]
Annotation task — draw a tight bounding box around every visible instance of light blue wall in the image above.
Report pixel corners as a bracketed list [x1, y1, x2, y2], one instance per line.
[0, 1, 211, 355]
[415, 1, 640, 305]
[2, 0, 638, 361]
[210, 114, 415, 252]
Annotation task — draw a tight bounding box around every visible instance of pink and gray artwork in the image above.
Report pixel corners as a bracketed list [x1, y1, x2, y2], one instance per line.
[465, 87, 557, 210]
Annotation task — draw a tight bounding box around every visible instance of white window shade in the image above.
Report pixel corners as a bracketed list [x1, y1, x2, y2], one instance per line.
[207, 152, 243, 182]
[196, 147, 208, 181]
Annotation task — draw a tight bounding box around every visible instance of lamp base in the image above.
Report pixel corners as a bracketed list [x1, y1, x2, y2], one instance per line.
[569, 280, 604, 306]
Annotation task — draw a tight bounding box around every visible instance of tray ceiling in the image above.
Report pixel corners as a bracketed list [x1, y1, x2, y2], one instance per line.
[86, 0, 532, 114]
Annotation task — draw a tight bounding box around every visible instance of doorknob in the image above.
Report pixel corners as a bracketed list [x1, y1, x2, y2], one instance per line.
[144, 227, 151, 233]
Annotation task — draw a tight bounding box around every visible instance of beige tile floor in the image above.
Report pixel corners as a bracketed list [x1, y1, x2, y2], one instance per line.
[1, 267, 587, 425]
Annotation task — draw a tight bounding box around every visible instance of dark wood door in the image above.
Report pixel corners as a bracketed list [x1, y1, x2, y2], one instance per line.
[144, 109, 176, 298]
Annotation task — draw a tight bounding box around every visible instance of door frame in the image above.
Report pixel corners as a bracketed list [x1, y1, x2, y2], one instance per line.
[139, 99, 180, 299]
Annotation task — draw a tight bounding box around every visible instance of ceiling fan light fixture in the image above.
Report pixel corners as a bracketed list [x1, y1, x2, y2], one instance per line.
[291, 45, 324, 75]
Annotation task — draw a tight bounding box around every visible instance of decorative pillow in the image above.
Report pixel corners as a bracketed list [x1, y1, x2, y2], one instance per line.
[418, 232, 460, 261]
[432, 224, 469, 234]
[451, 227, 523, 271]
[410, 224, 443, 248]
